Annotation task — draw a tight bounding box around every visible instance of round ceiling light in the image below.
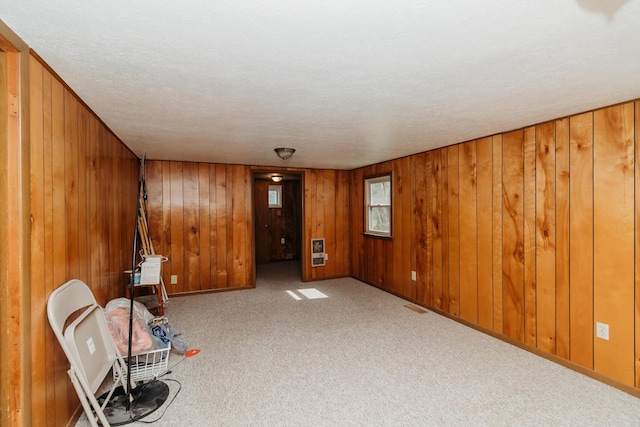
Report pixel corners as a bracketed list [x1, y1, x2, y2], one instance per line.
[274, 147, 295, 160]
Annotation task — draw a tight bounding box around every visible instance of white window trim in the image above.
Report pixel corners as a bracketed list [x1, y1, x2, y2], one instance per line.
[364, 174, 392, 238]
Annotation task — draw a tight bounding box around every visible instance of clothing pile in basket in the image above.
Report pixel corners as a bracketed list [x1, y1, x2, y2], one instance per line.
[104, 298, 187, 355]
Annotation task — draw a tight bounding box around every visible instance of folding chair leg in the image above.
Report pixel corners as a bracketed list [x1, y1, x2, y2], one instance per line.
[68, 368, 111, 427]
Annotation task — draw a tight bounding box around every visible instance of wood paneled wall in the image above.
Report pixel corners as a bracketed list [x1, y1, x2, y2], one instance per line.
[145, 164, 350, 288]
[29, 55, 139, 426]
[145, 161, 254, 292]
[350, 100, 640, 391]
[304, 169, 350, 280]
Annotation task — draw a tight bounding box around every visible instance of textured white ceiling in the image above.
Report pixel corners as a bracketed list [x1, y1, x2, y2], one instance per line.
[2, 1, 639, 169]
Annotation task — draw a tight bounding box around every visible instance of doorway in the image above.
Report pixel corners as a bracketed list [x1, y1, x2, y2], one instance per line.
[253, 172, 303, 279]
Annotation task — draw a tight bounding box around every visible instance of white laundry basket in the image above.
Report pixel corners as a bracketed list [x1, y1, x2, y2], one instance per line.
[114, 343, 170, 382]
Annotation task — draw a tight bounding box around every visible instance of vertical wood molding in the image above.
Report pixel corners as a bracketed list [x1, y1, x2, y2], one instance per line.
[1, 30, 32, 425]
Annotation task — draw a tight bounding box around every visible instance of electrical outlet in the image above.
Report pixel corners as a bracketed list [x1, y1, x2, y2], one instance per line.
[596, 322, 609, 341]
[411, 271, 417, 281]
[171, 275, 178, 285]
[281, 237, 286, 244]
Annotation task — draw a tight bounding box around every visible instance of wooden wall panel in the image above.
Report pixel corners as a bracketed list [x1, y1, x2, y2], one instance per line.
[636, 101, 640, 388]
[523, 127, 537, 347]
[459, 141, 478, 322]
[169, 162, 185, 293]
[425, 152, 434, 305]
[439, 151, 450, 313]
[555, 118, 571, 360]
[28, 54, 138, 426]
[350, 168, 364, 279]
[198, 164, 212, 289]
[183, 162, 200, 292]
[476, 137, 493, 329]
[28, 54, 46, 426]
[593, 103, 635, 384]
[502, 130, 525, 341]
[393, 159, 406, 294]
[414, 153, 428, 302]
[215, 164, 228, 287]
[431, 150, 444, 310]
[492, 135, 504, 333]
[447, 145, 460, 317]
[569, 112, 594, 369]
[535, 121, 557, 354]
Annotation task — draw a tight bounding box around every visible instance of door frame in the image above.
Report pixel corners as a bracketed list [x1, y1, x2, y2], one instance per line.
[0, 21, 31, 427]
[251, 168, 306, 281]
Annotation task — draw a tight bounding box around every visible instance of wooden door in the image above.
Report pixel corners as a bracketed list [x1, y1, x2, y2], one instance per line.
[255, 180, 272, 264]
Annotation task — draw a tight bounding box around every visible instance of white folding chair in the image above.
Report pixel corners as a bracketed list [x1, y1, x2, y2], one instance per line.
[47, 279, 136, 427]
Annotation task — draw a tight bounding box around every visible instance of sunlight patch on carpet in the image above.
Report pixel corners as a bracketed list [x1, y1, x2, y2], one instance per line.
[297, 288, 329, 299]
[286, 290, 303, 300]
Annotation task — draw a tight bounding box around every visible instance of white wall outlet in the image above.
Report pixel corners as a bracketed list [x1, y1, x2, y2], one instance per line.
[411, 271, 417, 281]
[281, 237, 286, 244]
[596, 322, 609, 341]
[170, 275, 178, 285]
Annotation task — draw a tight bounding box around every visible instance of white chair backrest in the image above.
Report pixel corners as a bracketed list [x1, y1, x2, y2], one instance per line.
[47, 279, 116, 393]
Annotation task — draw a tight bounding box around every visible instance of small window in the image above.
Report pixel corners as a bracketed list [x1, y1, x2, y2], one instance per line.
[268, 185, 282, 208]
[365, 174, 391, 237]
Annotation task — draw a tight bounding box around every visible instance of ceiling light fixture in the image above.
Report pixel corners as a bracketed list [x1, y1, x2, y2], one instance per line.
[271, 175, 283, 183]
[274, 147, 295, 160]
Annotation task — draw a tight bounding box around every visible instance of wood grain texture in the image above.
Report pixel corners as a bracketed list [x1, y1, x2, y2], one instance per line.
[448, 145, 461, 317]
[183, 162, 200, 292]
[440, 150, 450, 313]
[492, 135, 504, 334]
[569, 112, 594, 369]
[535, 121, 556, 354]
[431, 150, 444, 309]
[502, 130, 525, 341]
[593, 103, 634, 384]
[476, 137, 493, 329]
[27, 53, 138, 427]
[636, 101, 640, 388]
[523, 127, 537, 347]
[555, 118, 570, 360]
[425, 152, 434, 305]
[459, 141, 478, 322]
[393, 159, 405, 294]
[414, 153, 428, 302]
[28, 55, 47, 426]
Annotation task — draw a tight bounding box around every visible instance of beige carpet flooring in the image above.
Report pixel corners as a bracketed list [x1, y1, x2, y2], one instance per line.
[78, 261, 640, 426]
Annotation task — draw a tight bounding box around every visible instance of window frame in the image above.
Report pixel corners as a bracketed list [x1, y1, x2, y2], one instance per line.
[268, 184, 282, 208]
[364, 173, 392, 238]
